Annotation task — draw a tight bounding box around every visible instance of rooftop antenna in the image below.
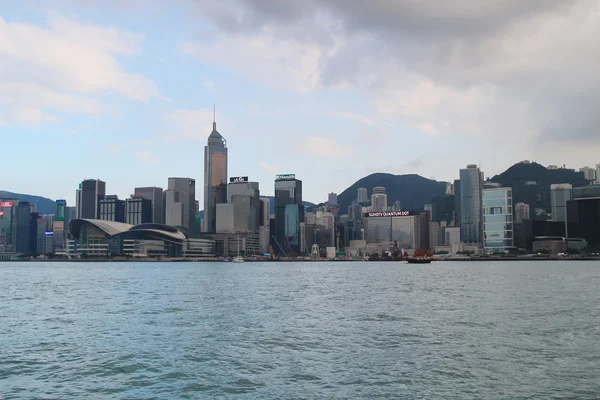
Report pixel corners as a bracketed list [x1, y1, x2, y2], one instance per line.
[213, 103, 216, 130]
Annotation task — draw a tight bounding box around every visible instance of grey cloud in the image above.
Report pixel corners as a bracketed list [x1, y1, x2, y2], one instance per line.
[184, 0, 600, 143]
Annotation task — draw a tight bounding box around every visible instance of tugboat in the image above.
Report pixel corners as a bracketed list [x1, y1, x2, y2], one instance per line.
[406, 248, 433, 264]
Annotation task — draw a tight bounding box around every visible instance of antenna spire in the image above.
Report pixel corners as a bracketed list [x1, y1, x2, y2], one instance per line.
[213, 103, 216, 130]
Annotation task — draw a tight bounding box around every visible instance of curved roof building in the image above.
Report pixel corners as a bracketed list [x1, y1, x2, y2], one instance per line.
[67, 219, 212, 257]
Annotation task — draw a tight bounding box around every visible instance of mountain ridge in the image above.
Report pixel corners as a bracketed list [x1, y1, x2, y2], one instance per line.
[0, 191, 57, 215]
[337, 173, 447, 213]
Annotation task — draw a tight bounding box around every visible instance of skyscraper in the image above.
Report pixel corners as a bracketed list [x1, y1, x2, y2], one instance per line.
[550, 184, 572, 222]
[460, 165, 483, 246]
[125, 197, 152, 225]
[203, 110, 228, 233]
[165, 178, 196, 230]
[15, 202, 31, 254]
[579, 166, 597, 181]
[328, 193, 338, 206]
[514, 203, 530, 224]
[227, 179, 260, 232]
[76, 179, 106, 219]
[371, 186, 387, 211]
[357, 187, 368, 203]
[53, 200, 67, 254]
[99, 195, 125, 222]
[134, 187, 164, 224]
[273, 174, 303, 254]
[483, 187, 514, 254]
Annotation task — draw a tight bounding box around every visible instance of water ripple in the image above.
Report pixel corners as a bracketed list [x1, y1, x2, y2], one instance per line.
[0, 260, 599, 398]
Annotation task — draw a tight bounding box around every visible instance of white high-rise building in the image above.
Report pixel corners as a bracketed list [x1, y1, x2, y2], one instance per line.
[357, 187, 368, 203]
[579, 166, 596, 181]
[328, 193, 338, 206]
[371, 187, 387, 211]
[483, 187, 514, 254]
[596, 164, 600, 182]
[550, 184, 572, 222]
[514, 203, 530, 224]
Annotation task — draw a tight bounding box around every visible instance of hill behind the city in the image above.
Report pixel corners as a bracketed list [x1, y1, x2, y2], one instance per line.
[337, 173, 448, 213]
[489, 162, 588, 212]
[0, 191, 57, 215]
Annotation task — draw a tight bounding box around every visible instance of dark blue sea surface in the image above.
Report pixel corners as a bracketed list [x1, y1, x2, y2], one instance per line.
[0, 261, 599, 399]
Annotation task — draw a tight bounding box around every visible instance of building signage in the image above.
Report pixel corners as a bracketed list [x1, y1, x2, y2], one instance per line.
[276, 174, 296, 181]
[366, 211, 411, 218]
[230, 176, 249, 183]
[45, 230, 54, 237]
[1, 201, 14, 208]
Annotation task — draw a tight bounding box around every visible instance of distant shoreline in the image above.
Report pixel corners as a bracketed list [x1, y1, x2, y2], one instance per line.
[1, 256, 599, 263]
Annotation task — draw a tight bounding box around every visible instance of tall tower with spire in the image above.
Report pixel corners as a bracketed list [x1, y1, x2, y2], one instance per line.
[203, 105, 228, 233]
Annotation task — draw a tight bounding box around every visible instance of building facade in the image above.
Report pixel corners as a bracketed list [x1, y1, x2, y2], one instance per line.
[203, 117, 228, 233]
[550, 184, 573, 222]
[76, 179, 106, 219]
[579, 166, 597, 181]
[483, 187, 514, 253]
[125, 197, 152, 225]
[165, 178, 196, 230]
[362, 212, 423, 251]
[99, 195, 125, 222]
[357, 187, 368, 203]
[371, 187, 388, 212]
[567, 197, 600, 248]
[514, 202, 530, 224]
[134, 187, 164, 224]
[273, 175, 303, 255]
[459, 165, 483, 246]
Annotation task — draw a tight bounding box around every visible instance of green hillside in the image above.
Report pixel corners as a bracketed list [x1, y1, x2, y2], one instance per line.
[337, 173, 447, 213]
[0, 191, 57, 215]
[489, 162, 588, 212]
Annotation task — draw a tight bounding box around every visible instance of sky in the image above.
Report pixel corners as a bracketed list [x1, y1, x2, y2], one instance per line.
[2, 0, 600, 205]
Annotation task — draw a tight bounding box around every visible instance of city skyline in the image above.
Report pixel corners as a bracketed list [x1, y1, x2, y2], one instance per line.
[3, 2, 600, 204]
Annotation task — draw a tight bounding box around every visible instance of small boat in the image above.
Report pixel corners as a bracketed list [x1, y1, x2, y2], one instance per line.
[232, 236, 244, 263]
[406, 248, 433, 264]
[406, 257, 432, 264]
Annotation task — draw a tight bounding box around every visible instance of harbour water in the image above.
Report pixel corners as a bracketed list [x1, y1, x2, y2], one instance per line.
[1, 261, 599, 399]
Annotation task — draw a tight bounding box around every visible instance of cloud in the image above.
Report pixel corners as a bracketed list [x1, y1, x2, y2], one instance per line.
[179, 31, 323, 92]
[163, 108, 217, 140]
[302, 136, 352, 158]
[0, 13, 160, 127]
[259, 161, 280, 174]
[134, 150, 160, 163]
[327, 111, 374, 125]
[4, 107, 61, 125]
[179, 0, 600, 146]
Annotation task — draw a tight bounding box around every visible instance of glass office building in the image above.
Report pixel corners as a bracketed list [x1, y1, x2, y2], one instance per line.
[273, 175, 303, 254]
[550, 184, 572, 222]
[483, 187, 514, 253]
[460, 165, 483, 245]
[203, 117, 228, 233]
